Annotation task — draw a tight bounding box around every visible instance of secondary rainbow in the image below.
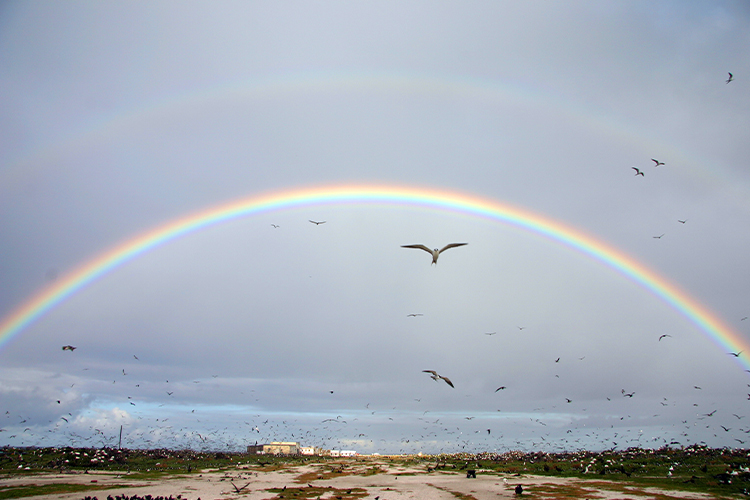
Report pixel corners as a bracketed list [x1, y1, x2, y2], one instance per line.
[1, 183, 747, 368]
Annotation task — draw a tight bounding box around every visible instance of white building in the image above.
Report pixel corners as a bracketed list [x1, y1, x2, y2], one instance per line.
[300, 446, 322, 456]
[338, 450, 357, 457]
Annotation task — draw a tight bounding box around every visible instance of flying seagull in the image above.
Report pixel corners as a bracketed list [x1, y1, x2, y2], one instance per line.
[494, 386, 507, 392]
[658, 334, 672, 341]
[727, 72, 733, 84]
[678, 219, 687, 224]
[632, 167, 644, 177]
[402, 243, 468, 265]
[62, 345, 76, 351]
[309, 220, 326, 225]
[652, 158, 665, 167]
[423, 370, 454, 388]
[728, 351, 743, 358]
[406, 313, 424, 317]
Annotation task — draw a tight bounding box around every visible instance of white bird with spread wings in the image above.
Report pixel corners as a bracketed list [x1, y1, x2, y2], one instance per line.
[401, 243, 467, 265]
[423, 370, 454, 388]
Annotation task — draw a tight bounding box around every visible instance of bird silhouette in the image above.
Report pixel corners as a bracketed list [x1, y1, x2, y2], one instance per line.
[308, 220, 326, 225]
[632, 167, 644, 176]
[61, 345, 76, 351]
[423, 370, 454, 388]
[728, 351, 743, 358]
[678, 219, 687, 224]
[402, 243, 468, 265]
[652, 158, 665, 167]
[658, 334, 672, 341]
[406, 313, 423, 317]
[495, 386, 507, 392]
[727, 72, 734, 84]
[231, 481, 251, 493]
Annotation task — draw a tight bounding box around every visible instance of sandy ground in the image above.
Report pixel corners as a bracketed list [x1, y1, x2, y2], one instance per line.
[0, 460, 718, 500]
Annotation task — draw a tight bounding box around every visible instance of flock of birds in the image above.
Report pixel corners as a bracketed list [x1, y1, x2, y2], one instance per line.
[2, 72, 746, 456]
[19, 158, 750, 454]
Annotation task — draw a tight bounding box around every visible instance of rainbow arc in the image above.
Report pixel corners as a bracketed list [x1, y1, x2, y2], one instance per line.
[0, 183, 746, 370]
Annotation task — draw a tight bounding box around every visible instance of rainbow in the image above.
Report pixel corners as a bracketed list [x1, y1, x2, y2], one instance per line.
[4, 71, 731, 194]
[1, 183, 747, 369]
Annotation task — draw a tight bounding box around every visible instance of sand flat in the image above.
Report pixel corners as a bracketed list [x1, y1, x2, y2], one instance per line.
[2, 459, 719, 500]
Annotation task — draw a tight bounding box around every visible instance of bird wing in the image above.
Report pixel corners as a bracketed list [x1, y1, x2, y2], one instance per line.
[402, 244, 433, 254]
[422, 370, 438, 376]
[438, 243, 468, 254]
[440, 376, 454, 388]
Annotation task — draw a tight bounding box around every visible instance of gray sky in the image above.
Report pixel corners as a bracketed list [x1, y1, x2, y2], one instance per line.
[2, 1, 750, 454]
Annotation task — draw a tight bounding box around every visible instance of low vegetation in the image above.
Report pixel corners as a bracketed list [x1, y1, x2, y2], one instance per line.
[428, 445, 750, 497]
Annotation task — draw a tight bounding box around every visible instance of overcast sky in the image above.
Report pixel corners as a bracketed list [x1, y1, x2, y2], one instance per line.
[2, 1, 750, 455]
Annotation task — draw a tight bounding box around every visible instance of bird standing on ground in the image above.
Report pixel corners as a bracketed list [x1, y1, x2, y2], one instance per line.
[402, 243, 467, 265]
[423, 370, 454, 388]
